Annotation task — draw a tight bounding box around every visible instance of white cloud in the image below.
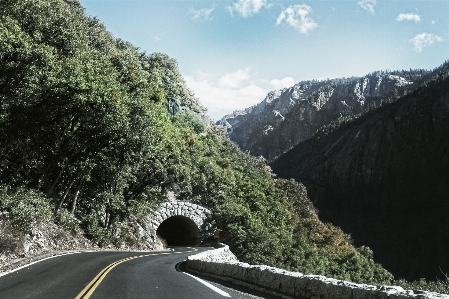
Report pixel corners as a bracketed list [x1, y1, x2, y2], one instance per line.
[270, 77, 295, 90]
[191, 6, 215, 21]
[227, 0, 268, 18]
[184, 73, 267, 120]
[396, 13, 421, 22]
[358, 0, 376, 14]
[276, 4, 317, 35]
[409, 33, 443, 52]
[218, 67, 252, 88]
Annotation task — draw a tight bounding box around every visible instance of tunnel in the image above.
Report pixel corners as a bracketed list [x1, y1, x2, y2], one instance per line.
[156, 215, 200, 246]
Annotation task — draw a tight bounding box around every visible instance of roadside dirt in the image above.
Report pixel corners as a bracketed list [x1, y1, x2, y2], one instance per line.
[0, 218, 158, 274]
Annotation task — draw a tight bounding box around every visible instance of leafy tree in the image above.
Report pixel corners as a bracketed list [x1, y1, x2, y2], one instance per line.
[173, 110, 206, 134]
[0, 0, 192, 242]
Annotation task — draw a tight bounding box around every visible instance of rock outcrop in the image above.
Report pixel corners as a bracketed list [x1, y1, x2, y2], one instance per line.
[218, 70, 431, 162]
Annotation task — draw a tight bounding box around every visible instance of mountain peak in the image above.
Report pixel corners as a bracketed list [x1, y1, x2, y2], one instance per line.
[217, 69, 432, 162]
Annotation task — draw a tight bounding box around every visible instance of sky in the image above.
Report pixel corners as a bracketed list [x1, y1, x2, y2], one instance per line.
[78, 0, 448, 120]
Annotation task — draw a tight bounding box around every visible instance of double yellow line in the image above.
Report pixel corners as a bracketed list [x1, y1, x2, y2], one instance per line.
[75, 254, 151, 299]
[75, 248, 197, 299]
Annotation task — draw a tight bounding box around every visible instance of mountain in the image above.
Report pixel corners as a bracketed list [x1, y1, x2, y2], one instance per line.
[270, 61, 449, 281]
[218, 70, 432, 162]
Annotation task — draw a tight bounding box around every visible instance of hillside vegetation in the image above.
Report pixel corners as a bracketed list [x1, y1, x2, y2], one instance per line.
[1, 0, 394, 286]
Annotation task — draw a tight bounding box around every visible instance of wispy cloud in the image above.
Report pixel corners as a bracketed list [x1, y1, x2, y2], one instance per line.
[276, 4, 317, 35]
[358, 0, 376, 14]
[153, 32, 166, 42]
[409, 33, 443, 52]
[191, 6, 215, 21]
[270, 77, 295, 90]
[227, 0, 268, 18]
[396, 13, 421, 22]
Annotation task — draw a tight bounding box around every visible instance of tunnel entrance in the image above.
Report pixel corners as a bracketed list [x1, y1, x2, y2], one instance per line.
[156, 215, 200, 246]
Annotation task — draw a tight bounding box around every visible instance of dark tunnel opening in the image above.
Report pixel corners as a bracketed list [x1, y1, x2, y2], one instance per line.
[156, 215, 200, 246]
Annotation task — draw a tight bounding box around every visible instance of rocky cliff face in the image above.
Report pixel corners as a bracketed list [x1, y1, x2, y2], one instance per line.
[218, 70, 431, 162]
[270, 63, 449, 281]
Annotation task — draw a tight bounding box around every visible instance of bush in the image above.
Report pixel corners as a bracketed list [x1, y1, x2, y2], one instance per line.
[173, 110, 206, 134]
[55, 209, 79, 236]
[0, 216, 23, 255]
[394, 277, 449, 295]
[82, 213, 143, 248]
[0, 186, 53, 234]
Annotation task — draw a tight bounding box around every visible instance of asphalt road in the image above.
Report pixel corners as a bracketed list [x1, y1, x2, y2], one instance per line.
[0, 247, 280, 299]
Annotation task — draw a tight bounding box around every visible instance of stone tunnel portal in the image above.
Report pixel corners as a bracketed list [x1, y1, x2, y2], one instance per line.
[156, 215, 200, 246]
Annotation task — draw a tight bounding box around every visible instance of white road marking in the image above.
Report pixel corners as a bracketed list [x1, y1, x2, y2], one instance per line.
[0, 251, 81, 277]
[184, 272, 232, 297]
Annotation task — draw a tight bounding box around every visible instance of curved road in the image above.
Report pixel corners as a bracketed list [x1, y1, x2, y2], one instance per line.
[0, 247, 279, 299]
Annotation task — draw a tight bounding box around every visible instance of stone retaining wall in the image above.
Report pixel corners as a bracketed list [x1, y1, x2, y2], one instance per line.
[138, 201, 213, 249]
[186, 246, 449, 299]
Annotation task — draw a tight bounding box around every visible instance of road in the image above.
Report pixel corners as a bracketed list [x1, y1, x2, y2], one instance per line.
[0, 247, 280, 299]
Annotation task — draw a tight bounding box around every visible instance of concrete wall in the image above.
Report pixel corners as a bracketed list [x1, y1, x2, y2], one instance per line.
[186, 246, 449, 299]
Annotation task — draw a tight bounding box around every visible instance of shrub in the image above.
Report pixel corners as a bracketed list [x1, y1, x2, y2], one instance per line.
[82, 213, 143, 248]
[0, 186, 53, 234]
[173, 110, 207, 134]
[55, 209, 79, 236]
[0, 216, 23, 255]
[394, 277, 449, 295]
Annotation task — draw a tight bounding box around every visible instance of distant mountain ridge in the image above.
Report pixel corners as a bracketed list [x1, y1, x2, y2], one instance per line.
[217, 69, 432, 162]
[270, 61, 449, 280]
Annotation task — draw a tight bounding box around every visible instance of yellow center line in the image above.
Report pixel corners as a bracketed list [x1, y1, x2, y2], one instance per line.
[74, 248, 198, 299]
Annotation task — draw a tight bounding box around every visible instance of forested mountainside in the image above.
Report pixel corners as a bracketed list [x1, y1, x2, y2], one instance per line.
[0, 0, 397, 286]
[271, 61, 449, 281]
[218, 70, 432, 162]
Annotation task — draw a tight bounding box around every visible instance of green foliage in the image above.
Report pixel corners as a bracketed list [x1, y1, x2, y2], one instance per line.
[0, 217, 21, 255]
[275, 179, 317, 219]
[82, 213, 141, 248]
[145, 53, 205, 113]
[394, 277, 449, 295]
[55, 209, 79, 236]
[0, 187, 53, 234]
[0, 0, 193, 242]
[181, 132, 392, 284]
[173, 110, 206, 134]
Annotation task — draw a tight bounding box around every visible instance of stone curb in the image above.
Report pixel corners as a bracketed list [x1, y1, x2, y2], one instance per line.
[186, 265, 294, 299]
[186, 246, 449, 299]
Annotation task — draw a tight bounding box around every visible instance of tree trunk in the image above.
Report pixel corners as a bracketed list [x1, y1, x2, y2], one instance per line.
[70, 179, 83, 214]
[55, 178, 76, 214]
[38, 164, 51, 189]
[46, 167, 64, 197]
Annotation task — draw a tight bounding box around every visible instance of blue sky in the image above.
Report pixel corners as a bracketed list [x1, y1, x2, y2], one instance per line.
[79, 0, 448, 120]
